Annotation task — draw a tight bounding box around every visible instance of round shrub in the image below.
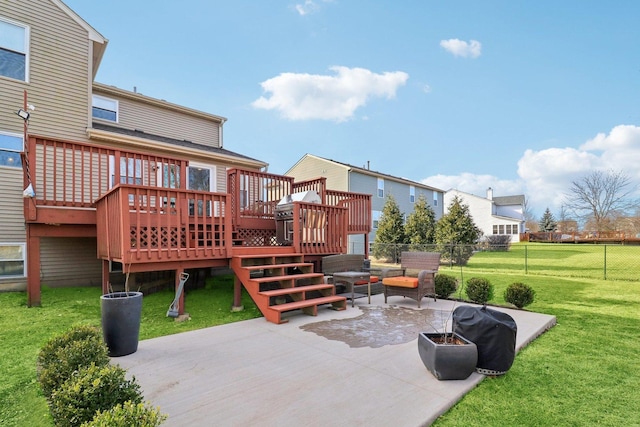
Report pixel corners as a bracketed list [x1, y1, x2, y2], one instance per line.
[465, 277, 494, 305]
[434, 274, 458, 298]
[82, 401, 167, 427]
[50, 363, 143, 427]
[37, 325, 109, 400]
[504, 282, 536, 308]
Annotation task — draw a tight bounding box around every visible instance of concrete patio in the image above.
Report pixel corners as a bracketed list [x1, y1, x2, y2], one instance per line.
[113, 294, 556, 426]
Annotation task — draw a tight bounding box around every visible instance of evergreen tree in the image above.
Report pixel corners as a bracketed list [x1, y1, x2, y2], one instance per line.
[372, 194, 406, 262]
[435, 196, 482, 265]
[404, 194, 436, 249]
[539, 207, 558, 232]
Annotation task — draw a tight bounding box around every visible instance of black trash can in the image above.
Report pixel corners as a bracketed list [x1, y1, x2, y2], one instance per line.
[453, 305, 517, 375]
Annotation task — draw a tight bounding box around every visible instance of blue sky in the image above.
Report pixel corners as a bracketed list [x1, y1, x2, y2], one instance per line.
[64, 0, 640, 217]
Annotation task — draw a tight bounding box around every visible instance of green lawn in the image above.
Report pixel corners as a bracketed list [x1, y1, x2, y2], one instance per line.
[0, 276, 261, 427]
[2, 246, 640, 426]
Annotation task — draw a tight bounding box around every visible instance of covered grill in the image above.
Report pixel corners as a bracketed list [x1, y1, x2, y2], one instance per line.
[275, 190, 322, 245]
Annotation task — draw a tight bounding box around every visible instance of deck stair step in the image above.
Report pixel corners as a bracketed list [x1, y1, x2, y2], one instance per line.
[260, 283, 336, 297]
[231, 253, 347, 324]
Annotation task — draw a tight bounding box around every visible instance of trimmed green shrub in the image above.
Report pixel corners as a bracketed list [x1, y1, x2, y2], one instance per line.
[504, 282, 536, 308]
[81, 401, 167, 427]
[434, 274, 458, 298]
[37, 325, 109, 400]
[465, 277, 494, 305]
[50, 363, 143, 427]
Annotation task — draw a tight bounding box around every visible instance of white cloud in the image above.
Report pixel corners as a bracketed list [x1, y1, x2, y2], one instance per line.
[294, 0, 333, 15]
[423, 173, 524, 200]
[440, 39, 482, 58]
[295, 1, 318, 15]
[252, 66, 409, 121]
[422, 125, 640, 217]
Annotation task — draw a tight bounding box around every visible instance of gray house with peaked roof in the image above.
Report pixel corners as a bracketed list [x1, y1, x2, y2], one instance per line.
[444, 188, 525, 243]
[286, 154, 445, 253]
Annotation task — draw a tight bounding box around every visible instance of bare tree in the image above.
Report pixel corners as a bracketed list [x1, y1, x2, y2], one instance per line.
[523, 196, 539, 232]
[565, 170, 638, 232]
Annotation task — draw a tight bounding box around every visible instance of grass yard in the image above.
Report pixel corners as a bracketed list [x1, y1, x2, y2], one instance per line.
[463, 242, 640, 281]
[1, 246, 639, 426]
[0, 275, 261, 427]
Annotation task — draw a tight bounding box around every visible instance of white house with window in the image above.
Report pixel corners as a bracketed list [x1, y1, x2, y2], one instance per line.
[444, 188, 525, 243]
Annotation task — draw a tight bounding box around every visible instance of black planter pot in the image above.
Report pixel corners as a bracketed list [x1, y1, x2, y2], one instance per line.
[418, 332, 478, 380]
[100, 291, 143, 357]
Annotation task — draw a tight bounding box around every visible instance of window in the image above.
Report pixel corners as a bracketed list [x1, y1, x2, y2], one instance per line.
[92, 95, 118, 122]
[120, 158, 142, 185]
[433, 192, 438, 207]
[409, 186, 415, 203]
[187, 163, 216, 216]
[0, 18, 28, 81]
[0, 131, 22, 168]
[493, 225, 498, 235]
[372, 210, 381, 229]
[377, 178, 384, 198]
[161, 164, 180, 188]
[0, 243, 25, 278]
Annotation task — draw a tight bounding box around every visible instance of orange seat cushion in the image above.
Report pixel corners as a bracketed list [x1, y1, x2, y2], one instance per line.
[355, 275, 379, 285]
[382, 276, 418, 288]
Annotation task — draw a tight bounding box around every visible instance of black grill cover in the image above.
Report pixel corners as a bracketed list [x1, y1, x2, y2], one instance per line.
[453, 305, 517, 375]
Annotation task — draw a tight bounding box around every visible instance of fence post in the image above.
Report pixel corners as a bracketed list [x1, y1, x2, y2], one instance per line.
[603, 245, 607, 280]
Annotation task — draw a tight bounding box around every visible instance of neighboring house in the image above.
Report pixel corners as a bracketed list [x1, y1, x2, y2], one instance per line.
[0, 1, 369, 323]
[444, 188, 525, 243]
[285, 154, 445, 254]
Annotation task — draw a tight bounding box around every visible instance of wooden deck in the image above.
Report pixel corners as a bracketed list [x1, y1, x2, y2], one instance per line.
[23, 135, 372, 316]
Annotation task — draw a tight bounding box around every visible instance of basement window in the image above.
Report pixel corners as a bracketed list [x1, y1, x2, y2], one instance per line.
[0, 243, 25, 278]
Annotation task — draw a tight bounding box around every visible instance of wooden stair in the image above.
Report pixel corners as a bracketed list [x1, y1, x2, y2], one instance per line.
[231, 254, 347, 324]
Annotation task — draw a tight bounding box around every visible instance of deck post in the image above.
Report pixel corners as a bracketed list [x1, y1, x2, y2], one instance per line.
[26, 227, 41, 307]
[232, 275, 244, 312]
[101, 260, 110, 294]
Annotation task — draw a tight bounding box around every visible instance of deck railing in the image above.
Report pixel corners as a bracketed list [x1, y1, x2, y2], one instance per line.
[291, 202, 348, 254]
[28, 136, 371, 259]
[95, 184, 231, 264]
[28, 136, 187, 209]
[326, 189, 371, 234]
[227, 168, 293, 229]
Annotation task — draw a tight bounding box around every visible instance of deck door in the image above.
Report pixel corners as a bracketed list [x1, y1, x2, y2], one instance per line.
[187, 162, 217, 216]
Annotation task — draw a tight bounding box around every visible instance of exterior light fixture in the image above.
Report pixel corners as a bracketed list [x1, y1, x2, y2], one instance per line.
[16, 108, 30, 120]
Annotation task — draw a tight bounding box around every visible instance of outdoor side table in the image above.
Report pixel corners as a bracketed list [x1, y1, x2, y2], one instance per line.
[332, 271, 371, 307]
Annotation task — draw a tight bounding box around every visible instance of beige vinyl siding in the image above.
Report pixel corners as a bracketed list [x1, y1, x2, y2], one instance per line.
[93, 88, 221, 148]
[40, 237, 101, 287]
[0, 2, 93, 143]
[216, 166, 228, 192]
[287, 155, 349, 191]
[0, 167, 26, 241]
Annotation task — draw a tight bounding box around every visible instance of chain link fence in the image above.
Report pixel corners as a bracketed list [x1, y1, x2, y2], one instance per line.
[357, 242, 640, 281]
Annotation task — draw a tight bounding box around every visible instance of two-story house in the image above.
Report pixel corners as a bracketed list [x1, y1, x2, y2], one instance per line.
[444, 188, 525, 242]
[0, 1, 370, 324]
[286, 154, 445, 253]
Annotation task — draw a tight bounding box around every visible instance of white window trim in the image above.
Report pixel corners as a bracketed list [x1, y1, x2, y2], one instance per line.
[0, 130, 23, 168]
[0, 17, 30, 82]
[409, 185, 415, 203]
[92, 94, 119, 123]
[377, 178, 384, 198]
[0, 242, 26, 278]
[187, 162, 216, 192]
